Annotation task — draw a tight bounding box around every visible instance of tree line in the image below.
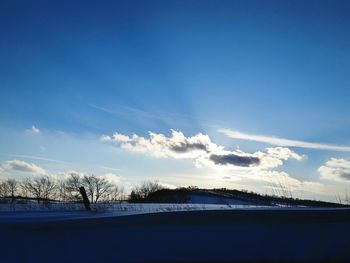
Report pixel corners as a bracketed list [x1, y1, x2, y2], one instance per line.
[0, 173, 125, 203]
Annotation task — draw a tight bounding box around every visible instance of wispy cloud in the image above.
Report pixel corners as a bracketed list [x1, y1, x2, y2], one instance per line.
[89, 103, 175, 124]
[219, 129, 350, 153]
[1, 154, 70, 165]
[99, 166, 123, 172]
[89, 103, 225, 128]
[89, 104, 125, 115]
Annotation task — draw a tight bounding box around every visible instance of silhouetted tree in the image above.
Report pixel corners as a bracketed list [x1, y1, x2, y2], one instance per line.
[7, 179, 18, 202]
[64, 173, 83, 201]
[82, 174, 113, 203]
[0, 179, 18, 201]
[0, 180, 10, 198]
[22, 176, 56, 202]
[94, 175, 112, 203]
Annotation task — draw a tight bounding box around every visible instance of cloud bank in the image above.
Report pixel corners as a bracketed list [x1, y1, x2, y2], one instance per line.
[102, 130, 304, 171]
[219, 128, 350, 152]
[101, 130, 327, 195]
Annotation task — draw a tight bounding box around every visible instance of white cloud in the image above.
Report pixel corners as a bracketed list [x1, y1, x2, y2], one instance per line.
[219, 128, 350, 152]
[265, 147, 305, 161]
[102, 130, 223, 159]
[101, 173, 122, 184]
[0, 161, 85, 181]
[1, 160, 47, 176]
[112, 133, 131, 142]
[103, 130, 304, 176]
[27, 125, 40, 134]
[100, 134, 112, 142]
[253, 147, 305, 169]
[319, 158, 350, 182]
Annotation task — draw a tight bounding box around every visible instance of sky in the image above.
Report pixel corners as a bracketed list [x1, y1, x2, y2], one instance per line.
[1, 0, 350, 202]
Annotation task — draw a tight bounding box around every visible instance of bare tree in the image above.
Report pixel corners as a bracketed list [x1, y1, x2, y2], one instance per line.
[94, 176, 112, 203]
[57, 180, 68, 202]
[22, 176, 56, 202]
[64, 173, 114, 203]
[22, 178, 41, 202]
[64, 173, 83, 201]
[19, 181, 28, 198]
[7, 179, 18, 199]
[41, 176, 56, 200]
[82, 175, 113, 203]
[0, 173, 120, 204]
[0, 179, 18, 202]
[0, 180, 10, 198]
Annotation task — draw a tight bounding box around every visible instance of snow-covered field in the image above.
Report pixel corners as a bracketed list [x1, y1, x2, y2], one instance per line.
[0, 201, 270, 212]
[0, 202, 274, 223]
[0, 191, 274, 215]
[0, 202, 346, 223]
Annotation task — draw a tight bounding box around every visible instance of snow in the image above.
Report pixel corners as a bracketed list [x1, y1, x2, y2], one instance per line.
[0, 202, 271, 222]
[0, 202, 348, 224]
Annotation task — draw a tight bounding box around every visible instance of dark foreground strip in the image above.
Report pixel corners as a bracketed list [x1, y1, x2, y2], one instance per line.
[1, 209, 349, 263]
[139, 261, 350, 263]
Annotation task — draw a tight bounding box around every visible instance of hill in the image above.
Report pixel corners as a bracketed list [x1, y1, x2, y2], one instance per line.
[135, 187, 346, 208]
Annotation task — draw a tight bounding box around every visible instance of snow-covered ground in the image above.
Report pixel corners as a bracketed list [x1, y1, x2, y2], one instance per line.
[0, 201, 272, 212]
[0, 202, 273, 222]
[0, 202, 348, 224]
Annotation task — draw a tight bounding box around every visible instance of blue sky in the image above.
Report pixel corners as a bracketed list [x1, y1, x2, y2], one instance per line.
[1, 0, 350, 201]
